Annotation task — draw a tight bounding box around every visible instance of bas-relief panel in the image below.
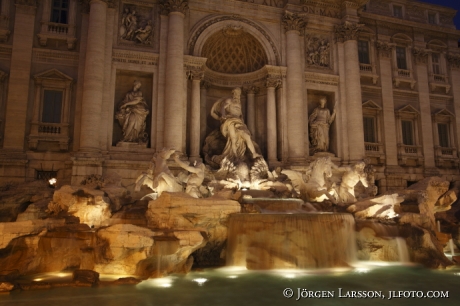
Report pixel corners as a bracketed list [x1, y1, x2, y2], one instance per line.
[118, 2, 154, 47]
[305, 34, 332, 71]
[112, 70, 153, 147]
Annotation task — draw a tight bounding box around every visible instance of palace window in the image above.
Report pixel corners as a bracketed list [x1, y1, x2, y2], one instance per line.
[437, 123, 449, 148]
[401, 120, 414, 145]
[358, 40, 370, 64]
[50, 0, 68, 24]
[428, 12, 437, 25]
[393, 5, 403, 18]
[42, 90, 63, 123]
[427, 40, 450, 93]
[395, 105, 423, 167]
[38, 0, 76, 49]
[28, 69, 73, 151]
[363, 116, 376, 143]
[362, 100, 384, 165]
[432, 109, 458, 168]
[396, 46, 407, 70]
[432, 53, 441, 75]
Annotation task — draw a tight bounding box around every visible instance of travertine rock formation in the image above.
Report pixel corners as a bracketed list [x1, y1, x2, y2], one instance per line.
[147, 192, 241, 266]
[48, 185, 112, 228]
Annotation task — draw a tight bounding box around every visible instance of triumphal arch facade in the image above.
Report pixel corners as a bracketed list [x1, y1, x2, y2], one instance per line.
[0, 0, 459, 192]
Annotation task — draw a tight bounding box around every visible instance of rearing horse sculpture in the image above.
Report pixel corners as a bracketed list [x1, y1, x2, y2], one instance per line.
[282, 157, 338, 204]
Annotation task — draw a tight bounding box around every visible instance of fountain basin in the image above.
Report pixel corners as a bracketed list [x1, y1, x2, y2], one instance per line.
[226, 213, 356, 269]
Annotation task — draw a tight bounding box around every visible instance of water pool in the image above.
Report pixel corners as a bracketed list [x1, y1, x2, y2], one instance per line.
[1, 264, 459, 306]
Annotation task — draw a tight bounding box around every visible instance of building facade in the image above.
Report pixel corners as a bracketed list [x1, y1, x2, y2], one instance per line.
[0, 0, 459, 192]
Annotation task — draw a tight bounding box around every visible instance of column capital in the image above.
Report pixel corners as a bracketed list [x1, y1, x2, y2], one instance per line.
[243, 85, 260, 95]
[265, 77, 282, 89]
[447, 53, 460, 70]
[376, 41, 395, 59]
[79, 0, 115, 13]
[187, 67, 204, 81]
[14, 0, 37, 14]
[200, 80, 210, 89]
[412, 47, 429, 65]
[14, 0, 36, 6]
[160, 0, 188, 16]
[282, 11, 306, 34]
[334, 21, 363, 43]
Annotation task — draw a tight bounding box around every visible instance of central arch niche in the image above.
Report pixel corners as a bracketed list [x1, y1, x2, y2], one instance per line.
[201, 26, 268, 74]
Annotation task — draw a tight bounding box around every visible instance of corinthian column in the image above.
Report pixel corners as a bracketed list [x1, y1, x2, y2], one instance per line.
[3, 0, 37, 150]
[282, 12, 307, 164]
[79, 0, 112, 152]
[187, 68, 204, 161]
[448, 53, 460, 163]
[413, 48, 436, 169]
[161, 0, 188, 152]
[266, 77, 281, 164]
[243, 85, 259, 136]
[335, 21, 365, 162]
[376, 41, 398, 166]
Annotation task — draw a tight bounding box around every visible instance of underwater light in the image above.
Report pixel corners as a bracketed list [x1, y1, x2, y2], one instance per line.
[192, 278, 208, 286]
[138, 277, 174, 288]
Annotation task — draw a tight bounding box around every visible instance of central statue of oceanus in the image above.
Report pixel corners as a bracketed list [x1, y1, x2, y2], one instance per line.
[202, 87, 269, 187]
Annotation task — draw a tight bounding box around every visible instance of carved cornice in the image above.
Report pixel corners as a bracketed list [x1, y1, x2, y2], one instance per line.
[282, 11, 307, 33]
[412, 48, 429, 65]
[112, 49, 159, 66]
[305, 72, 339, 86]
[159, 0, 188, 16]
[447, 53, 460, 70]
[334, 22, 363, 42]
[376, 41, 394, 59]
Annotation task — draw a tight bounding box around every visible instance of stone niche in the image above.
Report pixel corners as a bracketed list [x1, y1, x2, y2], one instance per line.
[112, 70, 153, 147]
[306, 90, 337, 156]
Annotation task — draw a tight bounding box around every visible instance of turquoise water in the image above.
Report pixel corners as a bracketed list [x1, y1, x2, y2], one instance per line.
[1, 265, 459, 306]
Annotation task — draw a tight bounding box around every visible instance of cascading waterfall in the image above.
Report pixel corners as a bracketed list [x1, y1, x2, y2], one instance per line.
[226, 213, 356, 269]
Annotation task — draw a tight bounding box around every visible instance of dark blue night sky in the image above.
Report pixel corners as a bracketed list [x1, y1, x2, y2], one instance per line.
[418, 0, 460, 29]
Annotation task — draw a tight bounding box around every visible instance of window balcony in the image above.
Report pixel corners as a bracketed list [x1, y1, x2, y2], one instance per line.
[29, 122, 69, 151]
[37, 21, 77, 49]
[359, 63, 379, 85]
[364, 142, 385, 165]
[397, 144, 423, 167]
[434, 146, 459, 168]
[393, 69, 416, 89]
[429, 73, 450, 94]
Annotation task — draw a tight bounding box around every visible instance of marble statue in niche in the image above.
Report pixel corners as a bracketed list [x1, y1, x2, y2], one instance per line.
[309, 96, 336, 153]
[115, 80, 149, 145]
[305, 35, 331, 68]
[119, 5, 153, 45]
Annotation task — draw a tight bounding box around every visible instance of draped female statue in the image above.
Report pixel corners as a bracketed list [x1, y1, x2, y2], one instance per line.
[115, 80, 149, 144]
[309, 96, 336, 153]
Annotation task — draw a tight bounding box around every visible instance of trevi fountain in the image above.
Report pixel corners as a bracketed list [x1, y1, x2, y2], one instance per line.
[0, 87, 459, 305]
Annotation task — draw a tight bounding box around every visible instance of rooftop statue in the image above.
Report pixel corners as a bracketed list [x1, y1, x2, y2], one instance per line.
[309, 96, 336, 153]
[115, 80, 149, 144]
